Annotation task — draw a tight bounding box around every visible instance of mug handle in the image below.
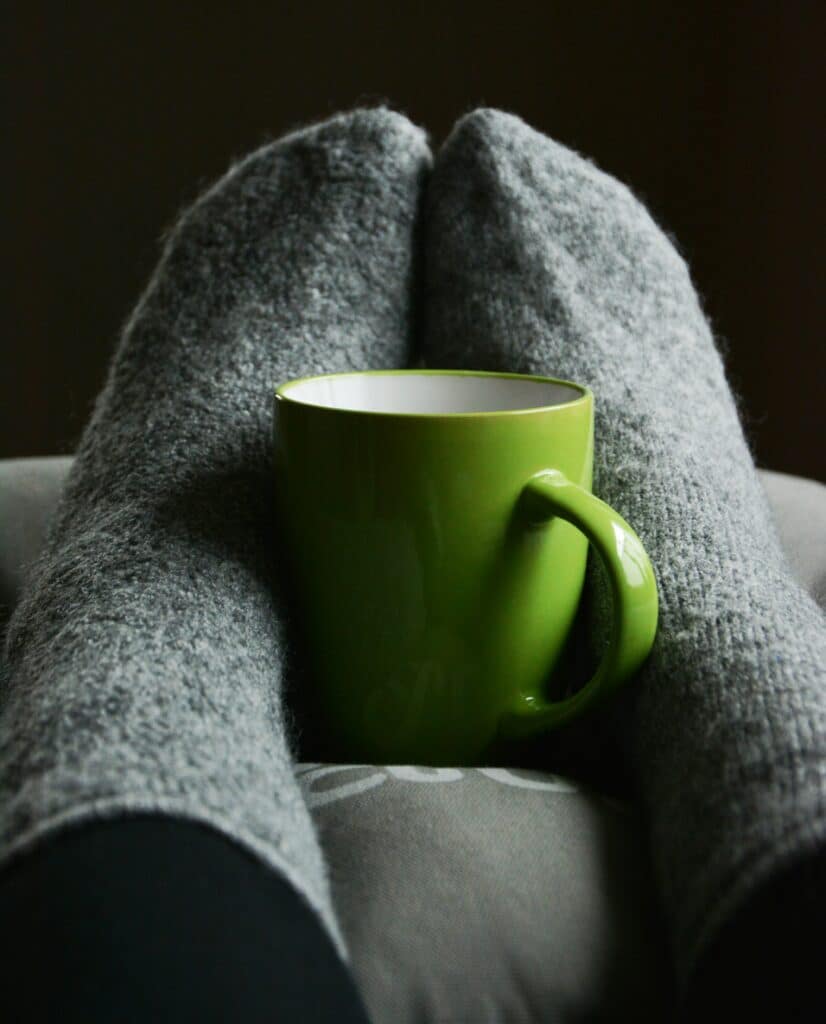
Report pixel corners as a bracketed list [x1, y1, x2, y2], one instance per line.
[498, 469, 658, 740]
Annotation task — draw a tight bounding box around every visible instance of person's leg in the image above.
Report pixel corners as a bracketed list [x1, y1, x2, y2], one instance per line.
[0, 817, 370, 1022]
[421, 109, 826, 1012]
[0, 107, 429, 1016]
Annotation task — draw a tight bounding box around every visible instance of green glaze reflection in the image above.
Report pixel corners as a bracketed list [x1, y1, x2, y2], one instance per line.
[273, 369, 657, 765]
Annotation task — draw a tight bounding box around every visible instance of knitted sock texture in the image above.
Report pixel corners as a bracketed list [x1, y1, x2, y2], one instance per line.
[422, 109, 826, 998]
[0, 108, 431, 958]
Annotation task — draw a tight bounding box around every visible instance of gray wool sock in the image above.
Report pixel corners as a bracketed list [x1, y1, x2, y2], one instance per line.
[422, 109, 826, 1004]
[0, 108, 430, 958]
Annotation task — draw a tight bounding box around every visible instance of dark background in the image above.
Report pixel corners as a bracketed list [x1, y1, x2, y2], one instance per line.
[5, 3, 824, 479]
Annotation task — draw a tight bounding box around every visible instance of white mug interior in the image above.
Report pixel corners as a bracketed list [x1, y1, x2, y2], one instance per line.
[279, 372, 583, 415]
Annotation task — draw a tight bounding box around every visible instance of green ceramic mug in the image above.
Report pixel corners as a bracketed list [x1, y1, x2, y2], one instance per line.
[273, 369, 657, 765]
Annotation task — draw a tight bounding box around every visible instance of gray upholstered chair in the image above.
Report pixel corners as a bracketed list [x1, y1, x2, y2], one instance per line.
[1, 456, 823, 1022]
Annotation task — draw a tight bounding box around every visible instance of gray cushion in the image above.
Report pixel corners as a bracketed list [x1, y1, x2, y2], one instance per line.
[300, 764, 673, 1022]
[0, 457, 73, 630]
[1, 456, 824, 1022]
[759, 468, 826, 608]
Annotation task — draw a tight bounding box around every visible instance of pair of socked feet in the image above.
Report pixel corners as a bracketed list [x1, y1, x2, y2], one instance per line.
[1, 108, 824, 1017]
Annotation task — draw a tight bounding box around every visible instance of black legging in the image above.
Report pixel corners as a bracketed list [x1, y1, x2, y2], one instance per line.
[0, 817, 371, 1022]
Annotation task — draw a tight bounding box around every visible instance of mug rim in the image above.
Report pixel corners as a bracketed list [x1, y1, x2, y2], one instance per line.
[274, 368, 591, 419]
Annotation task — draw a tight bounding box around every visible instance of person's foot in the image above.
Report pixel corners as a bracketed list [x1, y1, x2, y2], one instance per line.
[422, 108, 826, 1012]
[1, 109, 431, 967]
